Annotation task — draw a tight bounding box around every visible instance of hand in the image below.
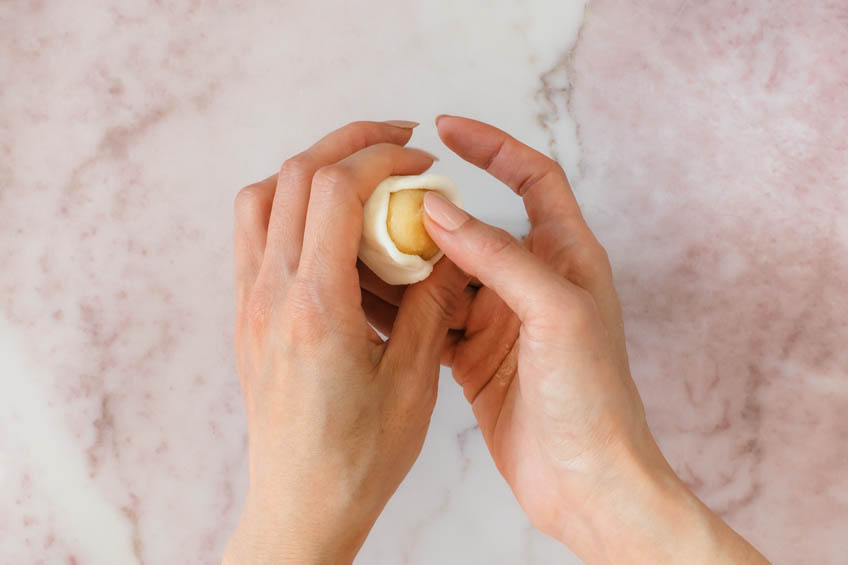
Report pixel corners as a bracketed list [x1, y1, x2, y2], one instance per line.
[423, 115, 648, 537]
[224, 120, 470, 564]
[363, 114, 643, 536]
[362, 116, 768, 564]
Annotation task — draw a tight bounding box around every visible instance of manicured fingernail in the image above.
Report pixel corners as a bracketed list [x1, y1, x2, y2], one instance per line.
[424, 191, 469, 231]
[384, 120, 419, 128]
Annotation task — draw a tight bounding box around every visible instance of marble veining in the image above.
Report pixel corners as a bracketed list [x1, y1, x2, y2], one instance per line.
[567, 2, 848, 562]
[1, 0, 846, 563]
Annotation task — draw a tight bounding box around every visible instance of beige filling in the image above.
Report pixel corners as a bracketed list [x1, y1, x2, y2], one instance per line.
[386, 189, 439, 260]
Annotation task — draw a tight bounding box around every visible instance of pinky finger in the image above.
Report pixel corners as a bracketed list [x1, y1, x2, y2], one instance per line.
[234, 175, 276, 316]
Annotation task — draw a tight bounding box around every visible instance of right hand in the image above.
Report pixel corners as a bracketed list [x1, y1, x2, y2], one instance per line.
[420, 115, 659, 541]
[362, 115, 768, 564]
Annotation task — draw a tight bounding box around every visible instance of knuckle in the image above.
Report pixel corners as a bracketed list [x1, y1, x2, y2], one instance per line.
[571, 240, 613, 285]
[518, 163, 564, 197]
[243, 283, 274, 333]
[545, 161, 569, 189]
[233, 183, 268, 225]
[422, 278, 462, 322]
[234, 183, 263, 216]
[339, 120, 376, 147]
[313, 163, 355, 194]
[233, 189, 253, 217]
[477, 227, 518, 259]
[278, 153, 313, 183]
[549, 160, 568, 181]
[281, 280, 330, 345]
[592, 243, 613, 276]
[538, 221, 613, 288]
[241, 279, 332, 348]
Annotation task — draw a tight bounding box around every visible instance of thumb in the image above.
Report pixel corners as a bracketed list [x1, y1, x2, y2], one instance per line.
[385, 256, 470, 366]
[423, 191, 574, 322]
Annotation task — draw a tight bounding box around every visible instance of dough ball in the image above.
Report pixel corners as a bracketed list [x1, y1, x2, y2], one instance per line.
[386, 189, 439, 260]
[358, 173, 461, 285]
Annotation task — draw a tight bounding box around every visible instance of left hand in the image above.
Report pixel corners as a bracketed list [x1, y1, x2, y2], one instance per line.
[224, 120, 471, 564]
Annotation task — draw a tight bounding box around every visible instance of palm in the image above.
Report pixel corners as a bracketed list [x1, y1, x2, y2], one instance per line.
[444, 215, 635, 535]
[448, 228, 564, 497]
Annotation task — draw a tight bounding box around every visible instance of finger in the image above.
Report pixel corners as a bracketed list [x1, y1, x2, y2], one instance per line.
[423, 192, 586, 323]
[438, 115, 614, 297]
[435, 114, 580, 226]
[385, 257, 471, 369]
[234, 175, 276, 298]
[262, 120, 418, 279]
[436, 116, 625, 347]
[361, 288, 397, 336]
[361, 269, 474, 337]
[440, 330, 463, 367]
[297, 144, 437, 301]
[358, 260, 407, 306]
[525, 221, 623, 350]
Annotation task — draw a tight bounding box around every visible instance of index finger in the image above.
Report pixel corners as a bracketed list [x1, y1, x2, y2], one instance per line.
[297, 143, 437, 300]
[435, 115, 581, 226]
[263, 120, 419, 278]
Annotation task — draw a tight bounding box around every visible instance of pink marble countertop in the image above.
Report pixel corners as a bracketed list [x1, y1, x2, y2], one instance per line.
[2, 1, 846, 563]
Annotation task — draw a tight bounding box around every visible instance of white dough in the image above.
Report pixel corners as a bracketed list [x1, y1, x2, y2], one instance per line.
[359, 173, 462, 285]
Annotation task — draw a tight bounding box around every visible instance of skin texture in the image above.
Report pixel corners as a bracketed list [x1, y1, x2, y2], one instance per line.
[225, 120, 471, 563]
[224, 116, 770, 564]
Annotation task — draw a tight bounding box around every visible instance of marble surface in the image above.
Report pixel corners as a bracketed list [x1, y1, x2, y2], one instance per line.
[2, 0, 846, 563]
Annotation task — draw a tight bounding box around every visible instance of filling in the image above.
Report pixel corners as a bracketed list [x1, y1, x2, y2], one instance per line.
[386, 189, 439, 260]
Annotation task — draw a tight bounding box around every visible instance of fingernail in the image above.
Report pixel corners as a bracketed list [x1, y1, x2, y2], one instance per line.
[384, 120, 419, 128]
[423, 191, 469, 231]
[435, 114, 451, 126]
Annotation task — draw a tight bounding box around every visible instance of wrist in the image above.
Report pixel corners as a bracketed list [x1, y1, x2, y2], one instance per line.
[548, 438, 676, 560]
[222, 493, 367, 565]
[554, 438, 767, 564]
